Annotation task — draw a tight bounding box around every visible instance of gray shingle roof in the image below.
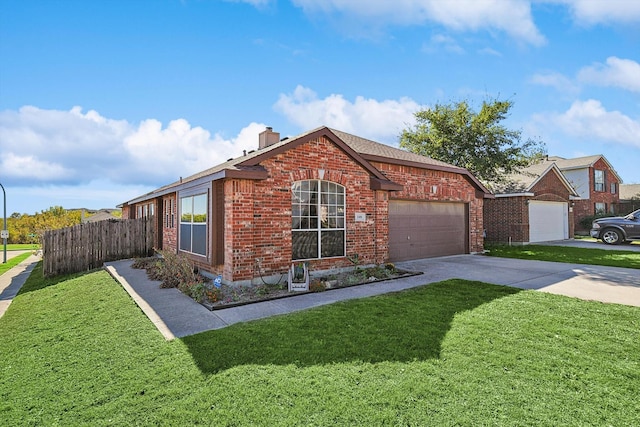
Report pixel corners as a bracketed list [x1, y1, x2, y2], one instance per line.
[123, 126, 486, 204]
[547, 154, 622, 182]
[491, 161, 578, 196]
[620, 184, 640, 200]
[329, 128, 465, 170]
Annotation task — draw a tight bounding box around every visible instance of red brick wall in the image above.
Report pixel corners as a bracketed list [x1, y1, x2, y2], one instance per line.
[223, 135, 381, 282]
[161, 194, 178, 253]
[573, 159, 621, 231]
[484, 196, 529, 243]
[372, 162, 485, 253]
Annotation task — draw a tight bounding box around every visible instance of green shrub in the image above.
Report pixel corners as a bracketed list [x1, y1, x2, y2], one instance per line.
[133, 250, 208, 291]
[578, 213, 615, 230]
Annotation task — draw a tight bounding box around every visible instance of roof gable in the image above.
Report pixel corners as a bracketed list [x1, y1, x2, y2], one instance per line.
[548, 154, 622, 182]
[492, 162, 579, 197]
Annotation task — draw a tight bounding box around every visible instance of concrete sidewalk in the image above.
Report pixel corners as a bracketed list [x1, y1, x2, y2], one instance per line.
[0, 252, 41, 318]
[105, 255, 640, 340]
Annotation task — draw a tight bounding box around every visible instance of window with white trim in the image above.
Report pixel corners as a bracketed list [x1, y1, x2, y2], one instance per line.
[180, 194, 207, 256]
[595, 202, 606, 215]
[292, 180, 345, 260]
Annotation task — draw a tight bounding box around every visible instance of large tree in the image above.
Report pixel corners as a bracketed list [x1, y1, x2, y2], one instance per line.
[399, 99, 546, 184]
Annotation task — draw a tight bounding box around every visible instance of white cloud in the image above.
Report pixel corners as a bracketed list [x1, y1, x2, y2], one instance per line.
[274, 85, 421, 142]
[577, 57, 640, 93]
[290, 0, 545, 45]
[530, 71, 580, 94]
[544, 0, 640, 25]
[0, 106, 266, 187]
[478, 47, 502, 56]
[540, 99, 640, 147]
[0, 153, 71, 180]
[422, 34, 465, 54]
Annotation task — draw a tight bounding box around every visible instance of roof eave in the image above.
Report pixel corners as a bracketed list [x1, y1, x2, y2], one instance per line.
[122, 166, 268, 206]
[493, 192, 536, 198]
[370, 177, 404, 191]
[362, 154, 492, 196]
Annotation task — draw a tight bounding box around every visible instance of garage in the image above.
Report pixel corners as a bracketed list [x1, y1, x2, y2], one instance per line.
[529, 201, 568, 242]
[389, 200, 468, 262]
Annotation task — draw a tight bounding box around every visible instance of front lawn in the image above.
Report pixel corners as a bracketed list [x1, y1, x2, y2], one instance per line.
[486, 244, 640, 269]
[1, 264, 638, 425]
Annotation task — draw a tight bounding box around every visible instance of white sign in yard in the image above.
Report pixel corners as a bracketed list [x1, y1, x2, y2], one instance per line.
[0, 230, 8, 239]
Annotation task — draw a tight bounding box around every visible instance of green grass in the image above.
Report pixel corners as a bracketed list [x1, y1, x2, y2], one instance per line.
[1, 266, 639, 425]
[486, 244, 640, 269]
[4, 244, 40, 251]
[0, 252, 32, 276]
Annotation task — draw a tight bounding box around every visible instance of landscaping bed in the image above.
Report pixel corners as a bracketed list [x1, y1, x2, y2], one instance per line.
[131, 252, 420, 310]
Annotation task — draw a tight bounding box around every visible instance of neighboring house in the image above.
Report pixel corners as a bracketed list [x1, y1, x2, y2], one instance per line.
[546, 155, 622, 230]
[120, 126, 492, 285]
[484, 162, 579, 244]
[620, 184, 640, 200]
[81, 209, 121, 223]
[618, 184, 640, 214]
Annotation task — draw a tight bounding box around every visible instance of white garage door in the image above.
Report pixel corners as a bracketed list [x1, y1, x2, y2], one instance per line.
[529, 201, 568, 242]
[389, 201, 468, 261]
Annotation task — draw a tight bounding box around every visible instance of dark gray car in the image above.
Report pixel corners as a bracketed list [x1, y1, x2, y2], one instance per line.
[590, 209, 640, 245]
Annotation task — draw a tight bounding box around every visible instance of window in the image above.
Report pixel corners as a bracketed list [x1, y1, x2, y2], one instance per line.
[163, 198, 175, 229]
[595, 202, 606, 215]
[292, 180, 345, 260]
[610, 183, 617, 194]
[594, 170, 605, 192]
[180, 194, 207, 256]
[136, 202, 154, 218]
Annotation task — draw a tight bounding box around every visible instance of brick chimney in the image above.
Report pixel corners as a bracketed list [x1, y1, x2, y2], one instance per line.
[258, 126, 280, 149]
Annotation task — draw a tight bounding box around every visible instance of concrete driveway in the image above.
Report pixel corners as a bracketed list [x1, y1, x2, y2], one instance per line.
[396, 255, 640, 307]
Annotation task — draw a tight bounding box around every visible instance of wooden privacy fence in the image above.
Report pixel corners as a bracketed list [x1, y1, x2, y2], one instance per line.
[42, 216, 155, 277]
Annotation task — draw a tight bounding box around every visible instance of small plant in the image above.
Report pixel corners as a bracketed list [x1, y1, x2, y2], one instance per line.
[205, 287, 222, 303]
[347, 254, 361, 266]
[309, 279, 326, 293]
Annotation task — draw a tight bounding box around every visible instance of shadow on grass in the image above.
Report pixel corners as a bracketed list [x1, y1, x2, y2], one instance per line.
[182, 280, 521, 374]
[16, 261, 94, 295]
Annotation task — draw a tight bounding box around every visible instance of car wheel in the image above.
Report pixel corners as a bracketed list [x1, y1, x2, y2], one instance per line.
[601, 228, 623, 245]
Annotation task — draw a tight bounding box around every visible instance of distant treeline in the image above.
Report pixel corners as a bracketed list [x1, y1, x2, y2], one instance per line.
[0, 206, 121, 244]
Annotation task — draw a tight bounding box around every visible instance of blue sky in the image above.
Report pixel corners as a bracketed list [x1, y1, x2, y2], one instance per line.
[1, 0, 639, 215]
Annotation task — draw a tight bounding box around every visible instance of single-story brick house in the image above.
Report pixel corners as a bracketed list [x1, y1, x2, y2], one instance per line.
[484, 162, 579, 244]
[120, 126, 491, 285]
